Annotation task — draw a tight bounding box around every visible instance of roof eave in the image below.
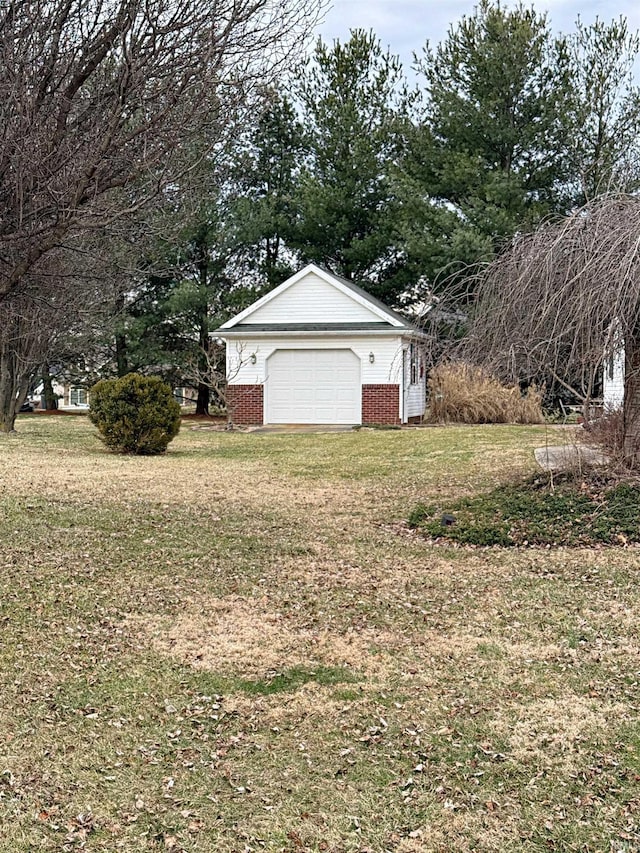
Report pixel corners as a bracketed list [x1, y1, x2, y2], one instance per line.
[210, 327, 429, 340]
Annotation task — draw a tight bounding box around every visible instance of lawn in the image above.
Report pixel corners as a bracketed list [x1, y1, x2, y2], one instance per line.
[0, 416, 639, 852]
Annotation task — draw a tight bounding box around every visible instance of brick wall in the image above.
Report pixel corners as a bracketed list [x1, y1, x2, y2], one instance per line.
[228, 383, 400, 426]
[226, 384, 263, 425]
[361, 384, 400, 425]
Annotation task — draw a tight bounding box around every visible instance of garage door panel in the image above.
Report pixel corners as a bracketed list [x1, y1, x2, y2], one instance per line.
[316, 388, 335, 403]
[336, 387, 356, 402]
[266, 349, 361, 424]
[315, 367, 336, 381]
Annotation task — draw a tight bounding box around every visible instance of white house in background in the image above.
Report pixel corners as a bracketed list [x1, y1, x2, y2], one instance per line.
[212, 264, 428, 426]
[32, 380, 198, 411]
[58, 382, 90, 409]
[47, 383, 197, 410]
[30, 380, 90, 409]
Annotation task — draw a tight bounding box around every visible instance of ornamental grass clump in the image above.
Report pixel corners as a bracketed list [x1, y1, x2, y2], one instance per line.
[427, 362, 544, 424]
[89, 373, 181, 455]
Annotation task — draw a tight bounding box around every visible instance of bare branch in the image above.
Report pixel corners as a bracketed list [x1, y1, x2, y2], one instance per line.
[0, 0, 326, 299]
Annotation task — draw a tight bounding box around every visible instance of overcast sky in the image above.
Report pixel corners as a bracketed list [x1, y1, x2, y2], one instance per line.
[315, 1, 640, 74]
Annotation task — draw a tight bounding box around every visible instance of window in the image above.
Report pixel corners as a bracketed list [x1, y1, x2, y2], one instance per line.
[173, 387, 197, 405]
[70, 387, 87, 406]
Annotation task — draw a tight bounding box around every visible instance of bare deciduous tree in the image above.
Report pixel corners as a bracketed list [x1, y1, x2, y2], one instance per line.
[0, 0, 324, 431]
[466, 194, 640, 463]
[0, 300, 48, 426]
[0, 266, 72, 427]
[182, 339, 258, 428]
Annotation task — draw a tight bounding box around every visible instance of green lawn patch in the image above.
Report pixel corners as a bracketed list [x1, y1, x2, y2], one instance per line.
[409, 473, 640, 545]
[235, 664, 359, 695]
[192, 665, 360, 697]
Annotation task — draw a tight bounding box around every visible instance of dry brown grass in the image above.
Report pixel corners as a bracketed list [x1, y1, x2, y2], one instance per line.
[427, 362, 544, 424]
[506, 696, 630, 764]
[132, 599, 400, 680]
[0, 417, 638, 852]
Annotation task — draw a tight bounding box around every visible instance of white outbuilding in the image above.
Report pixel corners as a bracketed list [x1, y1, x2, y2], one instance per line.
[602, 322, 625, 412]
[212, 264, 428, 426]
[602, 349, 625, 411]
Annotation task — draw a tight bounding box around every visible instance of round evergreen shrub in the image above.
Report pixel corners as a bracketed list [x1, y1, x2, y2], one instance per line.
[89, 373, 181, 455]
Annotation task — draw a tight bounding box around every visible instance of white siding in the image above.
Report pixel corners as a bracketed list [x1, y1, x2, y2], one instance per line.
[227, 336, 405, 387]
[603, 350, 624, 411]
[246, 272, 384, 325]
[405, 381, 426, 418]
[400, 344, 427, 420]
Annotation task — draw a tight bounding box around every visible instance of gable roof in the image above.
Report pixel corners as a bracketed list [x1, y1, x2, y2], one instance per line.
[217, 263, 421, 334]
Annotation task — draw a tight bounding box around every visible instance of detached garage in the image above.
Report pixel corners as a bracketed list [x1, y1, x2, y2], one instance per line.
[213, 264, 427, 426]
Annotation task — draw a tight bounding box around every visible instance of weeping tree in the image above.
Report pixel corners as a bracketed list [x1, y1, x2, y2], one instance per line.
[467, 194, 640, 462]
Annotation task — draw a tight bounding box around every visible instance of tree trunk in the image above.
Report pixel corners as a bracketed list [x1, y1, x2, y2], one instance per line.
[194, 233, 210, 416]
[42, 362, 58, 409]
[195, 315, 210, 415]
[195, 381, 210, 416]
[116, 331, 128, 377]
[114, 292, 129, 377]
[623, 331, 640, 464]
[0, 346, 18, 433]
[15, 377, 29, 413]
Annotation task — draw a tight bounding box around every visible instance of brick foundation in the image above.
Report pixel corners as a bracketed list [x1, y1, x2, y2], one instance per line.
[361, 384, 400, 425]
[226, 384, 263, 425]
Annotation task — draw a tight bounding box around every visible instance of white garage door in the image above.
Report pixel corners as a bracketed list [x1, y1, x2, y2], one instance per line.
[266, 349, 361, 424]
